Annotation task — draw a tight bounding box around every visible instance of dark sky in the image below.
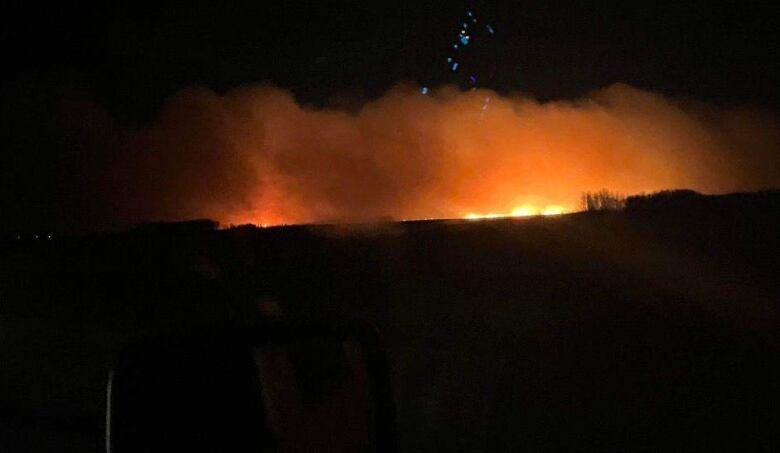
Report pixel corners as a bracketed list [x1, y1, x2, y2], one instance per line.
[2, 1, 779, 232]
[5, 2, 780, 118]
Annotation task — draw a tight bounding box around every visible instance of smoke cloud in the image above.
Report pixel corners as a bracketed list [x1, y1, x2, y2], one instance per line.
[59, 83, 780, 228]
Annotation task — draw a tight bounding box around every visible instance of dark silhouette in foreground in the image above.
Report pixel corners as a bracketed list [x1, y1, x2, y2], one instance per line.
[1, 191, 778, 452]
[108, 321, 395, 453]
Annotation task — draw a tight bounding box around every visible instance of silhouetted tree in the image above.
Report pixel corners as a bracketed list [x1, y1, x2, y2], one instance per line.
[624, 189, 701, 211]
[581, 190, 626, 211]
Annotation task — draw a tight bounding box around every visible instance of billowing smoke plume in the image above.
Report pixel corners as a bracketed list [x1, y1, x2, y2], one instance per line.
[60, 83, 780, 228]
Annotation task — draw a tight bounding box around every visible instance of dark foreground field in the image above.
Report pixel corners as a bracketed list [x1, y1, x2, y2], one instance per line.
[1, 192, 779, 452]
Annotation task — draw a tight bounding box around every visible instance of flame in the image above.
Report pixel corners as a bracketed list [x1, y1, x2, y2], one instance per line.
[540, 205, 567, 216]
[464, 204, 570, 220]
[511, 205, 537, 217]
[93, 83, 780, 230]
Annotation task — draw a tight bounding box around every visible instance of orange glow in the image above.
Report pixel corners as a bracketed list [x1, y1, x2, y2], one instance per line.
[111, 83, 780, 227]
[511, 205, 537, 217]
[464, 204, 570, 220]
[540, 205, 567, 216]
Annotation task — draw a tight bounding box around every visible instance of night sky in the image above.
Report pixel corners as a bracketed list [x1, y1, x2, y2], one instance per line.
[6, 2, 780, 116]
[3, 1, 779, 232]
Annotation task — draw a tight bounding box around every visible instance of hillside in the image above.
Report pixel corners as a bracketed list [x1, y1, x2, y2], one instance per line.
[1, 191, 778, 452]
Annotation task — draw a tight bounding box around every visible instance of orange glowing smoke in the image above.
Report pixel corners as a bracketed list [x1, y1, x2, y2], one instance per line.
[101, 83, 779, 227]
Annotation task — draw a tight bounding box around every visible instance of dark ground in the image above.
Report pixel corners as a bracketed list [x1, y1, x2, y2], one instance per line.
[1, 192, 779, 452]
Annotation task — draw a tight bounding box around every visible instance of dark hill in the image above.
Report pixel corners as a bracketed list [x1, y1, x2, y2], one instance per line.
[1, 191, 778, 452]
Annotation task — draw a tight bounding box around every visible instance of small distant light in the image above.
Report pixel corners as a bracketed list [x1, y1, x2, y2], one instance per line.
[463, 23, 468, 29]
[33, 234, 39, 240]
[472, 18, 477, 23]
[470, 74, 477, 83]
[459, 35, 470, 45]
[453, 44, 458, 49]
[486, 24, 495, 34]
[451, 62, 459, 71]
[447, 56, 452, 63]
[467, 10, 473, 17]
[16, 234, 21, 240]
[47, 234, 53, 240]
[421, 86, 429, 95]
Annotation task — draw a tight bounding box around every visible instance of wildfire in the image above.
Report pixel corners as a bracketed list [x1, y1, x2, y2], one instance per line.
[111, 84, 780, 230]
[464, 204, 569, 220]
